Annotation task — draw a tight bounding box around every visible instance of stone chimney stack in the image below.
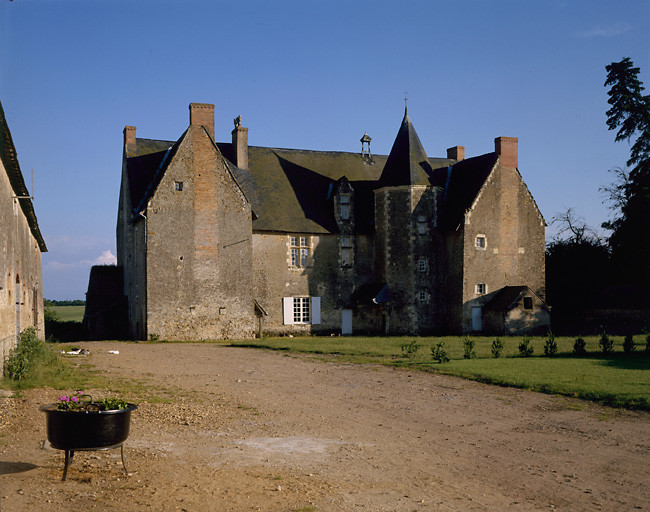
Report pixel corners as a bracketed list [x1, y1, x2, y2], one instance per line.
[123, 126, 136, 157]
[231, 115, 249, 170]
[446, 145, 465, 161]
[189, 103, 215, 140]
[494, 137, 518, 168]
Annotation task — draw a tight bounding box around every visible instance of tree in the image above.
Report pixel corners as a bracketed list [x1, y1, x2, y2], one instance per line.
[603, 58, 650, 287]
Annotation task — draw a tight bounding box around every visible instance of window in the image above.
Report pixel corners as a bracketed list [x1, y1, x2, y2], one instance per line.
[418, 257, 428, 272]
[417, 215, 426, 235]
[340, 204, 350, 220]
[475, 283, 487, 295]
[523, 297, 533, 310]
[290, 236, 310, 267]
[418, 290, 428, 302]
[341, 236, 352, 266]
[475, 235, 486, 250]
[175, 181, 184, 191]
[283, 297, 321, 325]
[293, 297, 310, 323]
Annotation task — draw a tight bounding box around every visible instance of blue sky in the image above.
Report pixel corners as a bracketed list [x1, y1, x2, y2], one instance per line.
[1, 0, 648, 300]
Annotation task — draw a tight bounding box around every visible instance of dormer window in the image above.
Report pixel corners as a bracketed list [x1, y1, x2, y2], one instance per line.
[339, 195, 350, 220]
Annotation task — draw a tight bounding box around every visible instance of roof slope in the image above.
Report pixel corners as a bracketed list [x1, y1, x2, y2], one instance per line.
[378, 108, 433, 187]
[0, 101, 47, 252]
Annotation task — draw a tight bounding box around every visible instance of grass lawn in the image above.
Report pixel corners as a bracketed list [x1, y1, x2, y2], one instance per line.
[49, 305, 85, 322]
[230, 335, 650, 410]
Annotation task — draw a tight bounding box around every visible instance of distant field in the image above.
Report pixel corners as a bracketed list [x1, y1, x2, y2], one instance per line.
[49, 305, 85, 322]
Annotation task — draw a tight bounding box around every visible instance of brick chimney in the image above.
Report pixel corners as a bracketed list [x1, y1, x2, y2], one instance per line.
[446, 145, 465, 161]
[494, 137, 518, 168]
[231, 115, 248, 170]
[189, 103, 215, 140]
[123, 126, 136, 157]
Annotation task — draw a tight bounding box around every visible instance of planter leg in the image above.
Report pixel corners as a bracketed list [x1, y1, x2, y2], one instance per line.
[120, 445, 129, 475]
[62, 450, 74, 481]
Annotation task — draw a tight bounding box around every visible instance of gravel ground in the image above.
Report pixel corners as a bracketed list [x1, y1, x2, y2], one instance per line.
[1, 342, 649, 511]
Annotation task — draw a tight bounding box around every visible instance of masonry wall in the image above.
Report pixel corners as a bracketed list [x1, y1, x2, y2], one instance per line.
[0, 160, 44, 362]
[145, 126, 255, 340]
[461, 164, 546, 332]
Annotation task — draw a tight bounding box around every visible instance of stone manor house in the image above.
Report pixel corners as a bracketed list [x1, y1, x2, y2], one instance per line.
[96, 102, 550, 340]
[0, 101, 46, 363]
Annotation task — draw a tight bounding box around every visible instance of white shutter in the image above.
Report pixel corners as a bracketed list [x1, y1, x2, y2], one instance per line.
[283, 297, 294, 325]
[311, 297, 321, 324]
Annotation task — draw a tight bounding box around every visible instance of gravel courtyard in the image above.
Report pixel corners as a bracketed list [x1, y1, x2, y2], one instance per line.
[1, 342, 649, 511]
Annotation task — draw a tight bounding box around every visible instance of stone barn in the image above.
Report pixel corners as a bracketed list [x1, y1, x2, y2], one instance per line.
[107, 102, 549, 340]
[0, 101, 47, 362]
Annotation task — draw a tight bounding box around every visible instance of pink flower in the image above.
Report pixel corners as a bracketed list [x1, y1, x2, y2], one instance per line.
[71, 396, 79, 402]
[59, 395, 69, 402]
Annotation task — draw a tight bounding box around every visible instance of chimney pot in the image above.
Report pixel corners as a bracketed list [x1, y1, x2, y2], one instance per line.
[232, 115, 249, 170]
[494, 137, 518, 168]
[189, 103, 215, 140]
[446, 145, 464, 161]
[123, 126, 136, 157]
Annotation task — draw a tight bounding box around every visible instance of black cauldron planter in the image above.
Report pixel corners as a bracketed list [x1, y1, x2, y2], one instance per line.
[40, 400, 137, 481]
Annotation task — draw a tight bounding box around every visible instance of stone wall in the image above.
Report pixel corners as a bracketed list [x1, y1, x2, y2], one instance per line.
[461, 164, 546, 332]
[145, 126, 255, 340]
[0, 158, 44, 362]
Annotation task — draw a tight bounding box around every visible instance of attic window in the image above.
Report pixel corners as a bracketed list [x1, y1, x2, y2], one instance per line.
[475, 235, 486, 250]
[523, 297, 533, 310]
[174, 181, 184, 192]
[417, 215, 426, 235]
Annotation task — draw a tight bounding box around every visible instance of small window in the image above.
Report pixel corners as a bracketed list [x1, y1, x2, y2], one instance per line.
[475, 235, 486, 249]
[290, 236, 310, 267]
[417, 215, 426, 235]
[340, 236, 352, 267]
[475, 283, 487, 295]
[523, 297, 533, 310]
[339, 195, 350, 204]
[174, 181, 184, 191]
[418, 290, 428, 302]
[418, 257, 428, 272]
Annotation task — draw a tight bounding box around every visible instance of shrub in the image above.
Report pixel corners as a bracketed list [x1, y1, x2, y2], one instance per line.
[149, 333, 160, 342]
[491, 338, 504, 358]
[400, 340, 420, 359]
[544, 331, 558, 357]
[599, 331, 614, 354]
[644, 329, 650, 353]
[518, 337, 534, 357]
[3, 328, 50, 381]
[573, 337, 587, 356]
[463, 336, 476, 359]
[623, 335, 635, 354]
[430, 342, 449, 363]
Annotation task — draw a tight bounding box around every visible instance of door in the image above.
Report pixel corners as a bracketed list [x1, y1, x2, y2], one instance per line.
[472, 307, 482, 332]
[341, 309, 353, 335]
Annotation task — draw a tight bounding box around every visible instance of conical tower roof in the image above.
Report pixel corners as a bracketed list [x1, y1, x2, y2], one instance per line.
[378, 108, 431, 186]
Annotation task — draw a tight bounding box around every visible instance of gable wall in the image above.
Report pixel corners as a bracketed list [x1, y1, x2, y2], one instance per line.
[0, 159, 44, 362]
[461, 164, 545, 332]
[145, 126, 255, 340]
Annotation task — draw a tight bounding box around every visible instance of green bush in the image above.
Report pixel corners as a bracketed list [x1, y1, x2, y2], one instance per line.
[400, 340, 420, 359]
[430, 342, 449, 363]
[3, 328, 50, 381]
[645, 330, 650, 353]
[623, 335, 635, 354]
[463, 336, 476, 359]
[491, 338, 504, 358]
[573, 337, 587, 356]
[544, 331, 558, 357]
[518, 337, 534, 357]
[599, 331, 614, 354]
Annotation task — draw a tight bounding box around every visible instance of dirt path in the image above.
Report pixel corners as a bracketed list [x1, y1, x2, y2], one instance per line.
[1, 342, 649, 511]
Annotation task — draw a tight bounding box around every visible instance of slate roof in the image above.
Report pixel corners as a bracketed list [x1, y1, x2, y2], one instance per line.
[124, 113, 504, 235]
[378, 108, 434, 187]
[0, 101, 47, 252]
[484, 286, 548, 312]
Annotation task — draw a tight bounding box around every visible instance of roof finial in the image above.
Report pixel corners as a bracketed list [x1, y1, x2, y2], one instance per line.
[404, 90, 408, 114]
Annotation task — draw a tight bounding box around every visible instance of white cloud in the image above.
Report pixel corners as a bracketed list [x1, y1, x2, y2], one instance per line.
[575, 22, 632, 38]
[93, 250, 117, 265]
